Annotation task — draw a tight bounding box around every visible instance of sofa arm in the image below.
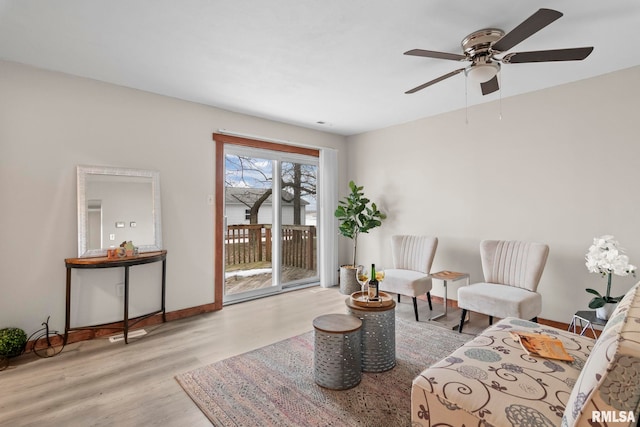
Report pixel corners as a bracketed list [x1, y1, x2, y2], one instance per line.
[563, 282, 640, 426]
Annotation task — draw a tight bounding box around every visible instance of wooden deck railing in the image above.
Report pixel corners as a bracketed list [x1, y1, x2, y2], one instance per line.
[225, 224, 316, 270]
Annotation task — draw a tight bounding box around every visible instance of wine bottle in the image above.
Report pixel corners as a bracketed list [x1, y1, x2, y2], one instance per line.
[368, 264, 379, 301]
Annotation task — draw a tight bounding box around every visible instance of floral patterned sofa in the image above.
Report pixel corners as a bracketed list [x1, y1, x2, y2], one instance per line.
[411, 281, 640, 426]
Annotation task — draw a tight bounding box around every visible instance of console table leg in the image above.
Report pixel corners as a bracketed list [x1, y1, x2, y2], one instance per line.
[161, 259, 167, 322]
[124, 266, 130, 344]
[64, 267, 71, 346]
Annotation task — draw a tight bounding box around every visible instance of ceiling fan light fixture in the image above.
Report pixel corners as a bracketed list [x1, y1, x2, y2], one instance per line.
[465, 62, 500, 84]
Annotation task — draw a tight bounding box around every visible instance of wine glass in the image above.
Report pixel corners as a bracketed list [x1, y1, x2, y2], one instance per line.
[356, 265, 370, 300]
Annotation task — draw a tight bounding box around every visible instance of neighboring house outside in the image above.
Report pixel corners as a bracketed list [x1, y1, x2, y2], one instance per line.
[225, 187, 310, 226]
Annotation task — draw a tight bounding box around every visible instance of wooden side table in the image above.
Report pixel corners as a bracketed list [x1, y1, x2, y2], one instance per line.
[429, 271, 470, 321]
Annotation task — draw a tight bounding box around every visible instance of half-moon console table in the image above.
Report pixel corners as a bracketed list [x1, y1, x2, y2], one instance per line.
[64, 250, 167, 345]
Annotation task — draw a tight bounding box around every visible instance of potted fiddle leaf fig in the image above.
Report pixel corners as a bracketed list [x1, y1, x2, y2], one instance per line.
[334, 180, 386, 294]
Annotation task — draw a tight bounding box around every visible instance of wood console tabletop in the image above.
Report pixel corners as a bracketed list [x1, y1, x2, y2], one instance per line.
[64, 250, 167, 345]
[65, 250, 167, 268]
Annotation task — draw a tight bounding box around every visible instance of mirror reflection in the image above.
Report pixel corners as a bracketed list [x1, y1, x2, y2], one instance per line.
[77, 166, 162, 258]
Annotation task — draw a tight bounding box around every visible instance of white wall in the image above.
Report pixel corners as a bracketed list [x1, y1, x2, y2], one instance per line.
[3, 59, 637, 333]
[345, 66, 640, 323]
[0, 60, 347, 333]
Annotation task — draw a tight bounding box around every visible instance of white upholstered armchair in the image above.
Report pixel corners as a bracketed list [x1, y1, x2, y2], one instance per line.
[457, 240, 549, 333]
[380, 235, 438, 321]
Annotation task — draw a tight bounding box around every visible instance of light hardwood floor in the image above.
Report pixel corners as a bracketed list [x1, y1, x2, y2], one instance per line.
[0, 286, 477, 427]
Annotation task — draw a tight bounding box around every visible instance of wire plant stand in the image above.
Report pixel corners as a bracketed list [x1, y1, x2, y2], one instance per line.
[27, 316, 65, 358]
[1, 316, 65, 371]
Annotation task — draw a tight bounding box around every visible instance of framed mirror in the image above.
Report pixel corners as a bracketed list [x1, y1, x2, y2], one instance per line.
[77, 165, 163, 258]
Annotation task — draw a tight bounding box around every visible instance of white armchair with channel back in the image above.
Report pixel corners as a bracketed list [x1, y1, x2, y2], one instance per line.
[380, 235, 438, 321]
[457, 239, 549, 332]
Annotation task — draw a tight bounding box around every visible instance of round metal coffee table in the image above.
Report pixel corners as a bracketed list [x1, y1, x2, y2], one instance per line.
[345, 295, 396, 372]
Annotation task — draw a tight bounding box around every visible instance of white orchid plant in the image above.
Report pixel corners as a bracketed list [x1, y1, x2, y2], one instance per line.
[585, 235, 636, 308]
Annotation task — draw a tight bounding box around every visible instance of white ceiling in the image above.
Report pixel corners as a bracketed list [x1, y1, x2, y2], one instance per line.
[1, 1, 639, 136]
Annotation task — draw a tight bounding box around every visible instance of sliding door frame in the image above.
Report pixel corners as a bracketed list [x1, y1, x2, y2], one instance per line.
[213, 133, 320, 306]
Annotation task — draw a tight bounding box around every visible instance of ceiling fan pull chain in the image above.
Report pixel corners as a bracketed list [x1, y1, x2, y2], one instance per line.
[465, 72, 469, 125]
[498, 73, 503, 120]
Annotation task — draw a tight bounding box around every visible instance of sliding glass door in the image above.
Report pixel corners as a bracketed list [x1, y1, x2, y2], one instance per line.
[280, 160, 318, 287]
[224, 151, 275, 300]
[222, 144, 319, 304]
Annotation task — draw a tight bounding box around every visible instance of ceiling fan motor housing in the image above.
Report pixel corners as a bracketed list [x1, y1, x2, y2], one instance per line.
[462, 29, 503, 82]
[462, 28, 505, 57]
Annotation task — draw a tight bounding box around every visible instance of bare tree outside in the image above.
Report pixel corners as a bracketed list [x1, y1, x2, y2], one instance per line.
[225, 155, 316, 225]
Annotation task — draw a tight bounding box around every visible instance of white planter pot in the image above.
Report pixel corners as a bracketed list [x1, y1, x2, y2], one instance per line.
[595, 303, 617, 320]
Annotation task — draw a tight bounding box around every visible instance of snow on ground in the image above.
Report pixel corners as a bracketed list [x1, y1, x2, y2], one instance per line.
[225, 268, 272, 278]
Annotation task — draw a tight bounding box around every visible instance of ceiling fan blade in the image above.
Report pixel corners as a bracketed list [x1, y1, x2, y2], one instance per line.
[405, 68, 466, 94]
[480, 75, 500, 95]
[503, 47, 594, 63]
[492, 8, 563, 53]
[404, 49, 467, 61]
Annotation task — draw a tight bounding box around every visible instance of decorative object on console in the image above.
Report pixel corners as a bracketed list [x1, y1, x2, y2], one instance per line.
[120, 240, 139, 257]
[585, 235, 636, 320]
[334, 180, 386, 294]
[106, 241, 139, 259]
[107, 247, 126, 259]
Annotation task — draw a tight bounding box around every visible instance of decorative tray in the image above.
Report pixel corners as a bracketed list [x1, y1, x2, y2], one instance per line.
[350, 291, 394, 308]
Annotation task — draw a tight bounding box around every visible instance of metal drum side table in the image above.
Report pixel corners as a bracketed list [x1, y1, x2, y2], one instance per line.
[345, 297, 396, 372]
[313, 313, 363, 390]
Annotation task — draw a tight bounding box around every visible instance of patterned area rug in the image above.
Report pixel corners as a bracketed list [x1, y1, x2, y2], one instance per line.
[175, 316, 472, 426]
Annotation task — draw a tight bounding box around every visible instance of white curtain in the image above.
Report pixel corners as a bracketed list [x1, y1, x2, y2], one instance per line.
[319, 148, 338, 287]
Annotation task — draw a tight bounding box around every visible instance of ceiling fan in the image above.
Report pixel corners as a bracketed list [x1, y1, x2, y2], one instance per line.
[404, 8, 594, 96]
